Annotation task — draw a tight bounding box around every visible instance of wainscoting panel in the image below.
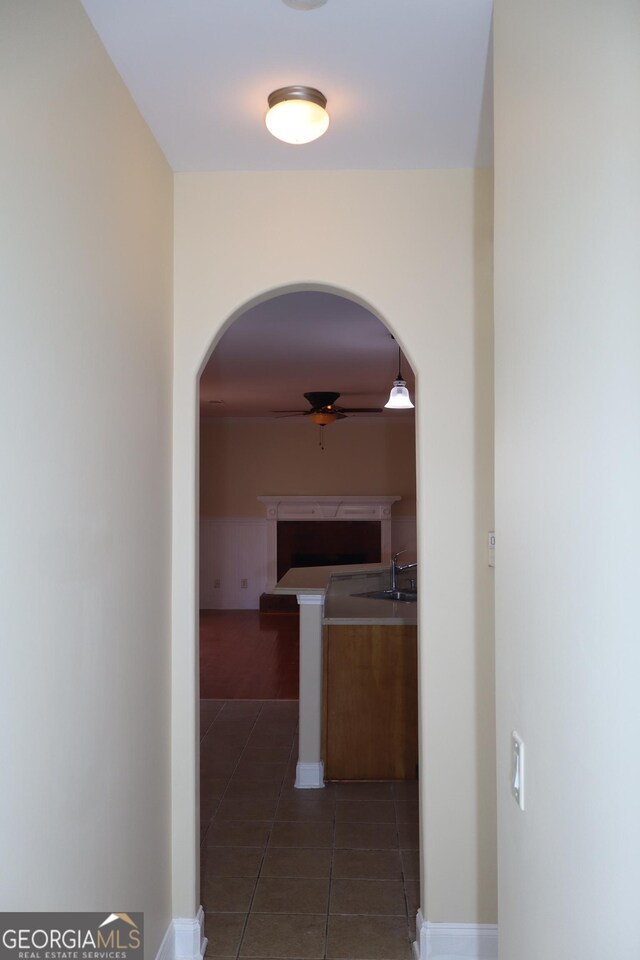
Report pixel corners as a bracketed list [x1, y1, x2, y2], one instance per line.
[200, 518, 268, 609]
[392, 516, 418, 560]
[200, 516, 416, 610]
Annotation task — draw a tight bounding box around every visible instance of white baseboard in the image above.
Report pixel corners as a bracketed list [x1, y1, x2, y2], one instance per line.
[154, 921, 175, 960]
[294, 760, 325, 789]
[156, 906, 207, 960]
[413, 911, 497, 960]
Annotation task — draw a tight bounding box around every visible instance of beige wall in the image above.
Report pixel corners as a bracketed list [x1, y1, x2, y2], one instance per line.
[494, 0, 640, 956]
[173, 168, 496, 924]
[0, 2, 173, 955]
[199, 418, 416, 518]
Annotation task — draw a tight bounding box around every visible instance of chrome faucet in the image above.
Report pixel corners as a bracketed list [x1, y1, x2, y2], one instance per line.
[390, 551, 418, 591]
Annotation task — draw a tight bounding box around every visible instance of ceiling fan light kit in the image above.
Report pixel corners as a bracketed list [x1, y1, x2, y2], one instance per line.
[308, 410, 339, 426]
[272, 386, 413, 449]
[273, 390, 381, 433]
[265, 86, 330, 144]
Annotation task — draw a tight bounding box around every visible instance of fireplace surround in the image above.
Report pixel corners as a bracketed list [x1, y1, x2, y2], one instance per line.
[258, 495, 401, 590]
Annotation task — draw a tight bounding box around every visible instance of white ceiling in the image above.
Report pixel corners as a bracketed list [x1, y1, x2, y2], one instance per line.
[80, 0, 494, 172]
[80, 0, 491, 418]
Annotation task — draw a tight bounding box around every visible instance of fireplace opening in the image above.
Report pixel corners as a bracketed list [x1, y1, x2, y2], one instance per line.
[276, 520, 381, 582]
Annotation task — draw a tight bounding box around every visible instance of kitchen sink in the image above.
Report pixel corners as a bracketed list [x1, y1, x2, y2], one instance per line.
[351, 588, 417, 603]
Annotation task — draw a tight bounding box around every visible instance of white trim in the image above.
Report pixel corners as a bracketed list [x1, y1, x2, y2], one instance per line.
[413, 911, 425, 960]
[257, 495, 401, 518]
[413, 911, 497, 960]
[171, 907, 207, 960]
[295, 760, 325, 789]
[297, 592, 325, 606]
[200, 516, 268, 524]
[154, 921, 175, 960]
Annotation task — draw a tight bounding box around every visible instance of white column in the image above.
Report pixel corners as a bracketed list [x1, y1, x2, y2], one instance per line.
[380, 506, 393, 563]
[295, 593, 325, 789]
[263, 506, 278, 591]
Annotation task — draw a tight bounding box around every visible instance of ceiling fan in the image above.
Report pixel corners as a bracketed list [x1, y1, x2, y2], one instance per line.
[274, 391, 383, 426]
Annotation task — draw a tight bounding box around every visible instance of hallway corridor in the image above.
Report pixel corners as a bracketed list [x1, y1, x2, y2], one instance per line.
[200, 699, 418, 959]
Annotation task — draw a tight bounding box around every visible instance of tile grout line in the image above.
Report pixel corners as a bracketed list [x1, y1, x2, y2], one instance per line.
[231, 701, 271, 960]
[395, 796, 411, 931]
[322, 800, 337, 960]
[233, 700, 301, 960]
[201, 701, 263, 847]
[199, 700, 226, 742]
[202, 699, 272, 957]
[202, 700, 417, 959]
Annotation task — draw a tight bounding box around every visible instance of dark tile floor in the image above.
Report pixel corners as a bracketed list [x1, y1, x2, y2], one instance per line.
[200, 699, 419, 960]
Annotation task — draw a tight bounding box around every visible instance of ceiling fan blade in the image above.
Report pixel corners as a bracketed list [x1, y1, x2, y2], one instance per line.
[338, 407, 384, 413]
[272, 394, 385, 421]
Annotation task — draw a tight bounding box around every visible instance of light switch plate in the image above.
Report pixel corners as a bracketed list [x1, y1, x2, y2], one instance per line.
[488, 531, 495, 567]
[511, 731, 525, 810]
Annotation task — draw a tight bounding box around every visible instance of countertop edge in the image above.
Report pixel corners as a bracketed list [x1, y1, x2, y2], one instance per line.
[273, 563, 417, 625]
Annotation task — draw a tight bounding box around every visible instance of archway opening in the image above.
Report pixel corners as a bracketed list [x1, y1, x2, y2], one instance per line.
[199, 289, 417, 605]
[197, 287, 421, 950]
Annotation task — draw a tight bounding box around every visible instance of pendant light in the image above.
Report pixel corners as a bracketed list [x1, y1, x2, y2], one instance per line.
[384, 346, 414, 410]
[265, 86, 330, 144]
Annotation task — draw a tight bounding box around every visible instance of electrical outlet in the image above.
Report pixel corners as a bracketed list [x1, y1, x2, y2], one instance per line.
[240, 578, 248, 589]
[213, 578, 221, 589]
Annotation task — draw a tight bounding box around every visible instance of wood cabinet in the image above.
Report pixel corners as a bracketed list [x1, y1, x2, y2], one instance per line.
[322, 623, 418, 780]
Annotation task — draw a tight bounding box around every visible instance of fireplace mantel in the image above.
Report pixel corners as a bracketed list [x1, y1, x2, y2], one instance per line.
[258, 495, 400, 520]
[258, 495, 401, 590]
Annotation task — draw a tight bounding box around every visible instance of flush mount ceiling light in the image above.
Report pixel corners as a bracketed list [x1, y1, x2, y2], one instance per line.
[384, 345, 415, 410]
[282, 0, 328, 7]
[265, 86, 329, 144]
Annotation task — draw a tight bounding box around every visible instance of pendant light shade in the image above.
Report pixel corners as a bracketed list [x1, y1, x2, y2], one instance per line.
[385, 379, 414, 409]
[266, 86, 329, 144]
[384, 346, 414, 409]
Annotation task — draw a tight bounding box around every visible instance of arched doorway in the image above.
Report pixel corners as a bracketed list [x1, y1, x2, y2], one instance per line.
[196, 287, 420, 955]
[171, 169, 496, 955]
[198, 289, 417, 608]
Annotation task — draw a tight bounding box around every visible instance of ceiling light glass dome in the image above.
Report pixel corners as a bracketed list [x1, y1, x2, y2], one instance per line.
[266, 86, 330, 145]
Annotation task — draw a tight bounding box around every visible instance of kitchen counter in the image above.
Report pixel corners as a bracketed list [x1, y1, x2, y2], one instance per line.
[273, 562, 387, 595]
[323, 569, 417, 625]
[321, 570, 418, 780]
[274, 563, 417, 625]
[271, 562, 417, 788]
